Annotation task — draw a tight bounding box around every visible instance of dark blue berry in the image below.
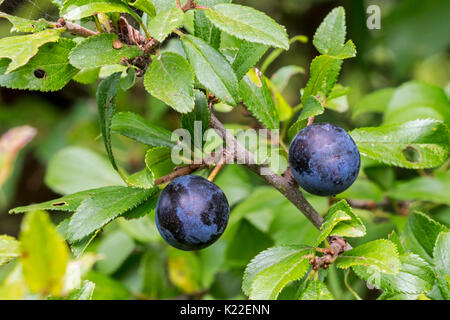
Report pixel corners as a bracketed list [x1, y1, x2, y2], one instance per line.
[155, 175, 230, 251]
[288, 123, 360, 196]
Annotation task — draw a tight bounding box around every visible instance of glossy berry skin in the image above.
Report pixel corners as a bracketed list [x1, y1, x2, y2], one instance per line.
[288, 123, 360, 196]
[155, 175, 230, 251]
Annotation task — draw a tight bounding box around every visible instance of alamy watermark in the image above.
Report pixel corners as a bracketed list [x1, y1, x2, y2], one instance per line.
[366, 5, 381, 30]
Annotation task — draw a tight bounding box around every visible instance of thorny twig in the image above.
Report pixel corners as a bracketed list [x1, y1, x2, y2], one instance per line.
[308, 236, 352, 270]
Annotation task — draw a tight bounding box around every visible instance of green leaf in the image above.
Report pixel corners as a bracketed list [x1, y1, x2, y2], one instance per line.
[131, 0, 156, 17]
[226, 219, 274, 267]
[0, 12, 48, 33]
[0, 29, 60, 74]
[350, 119, 450, 169]
[182, 34, 239, 106]
[69, 33, 142, 69]
[389, 171, 450, 205]
[244, 245, 310, 300]
[10, 186, 119, 214]
[0, 235, 20, 266]
[147, 7, 184, 42]
[120, 67, 136, 91]
[145, 147, 176, 180]
[140, 247, 169, 298]
[117, 215, 159, 243]
[61, 0, 136, 20]
[67, 186, 157, 241]
[111, 112, 176, 147]
[168, 248, 200, 294]
[194, 10, 221, 50]
[0, 38, 78, 92]
[337, 178, 384, 202]
[315, 200, 366, 247]
[44, 146, 125, 195]
[433, 231, 450, 299]
[353, 253, 435, 295]
[271, 65, 305, 93]
[144, 52, 195, 113]
[403, 211, 447, 265]
[66, 280, 95, 300]
[120, 190, 160, 220]
[232, 41, 268, 81]
[352, 88, 395, 119]
[19, 210, 69, 296]
[313, 7, 346, 55]
[336, 239, 401, 274]
[127, 168, 154, 189]
[302, 55, 337, 102]
[97, 72, 122, 171]
[205, 4, 289, 50]
[384, 81, 450, 125]
[86, 271, 131, 300]
[73, 68, 100, 85]
[298, 280, 335, 300]
[182, 90, 210, 147]
[96, 230, 135, 275]
[288, 96, 324, 139]
[239, 69, 279, 129]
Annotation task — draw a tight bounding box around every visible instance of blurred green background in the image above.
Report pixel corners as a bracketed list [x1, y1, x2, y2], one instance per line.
[0, 0, 449, 300]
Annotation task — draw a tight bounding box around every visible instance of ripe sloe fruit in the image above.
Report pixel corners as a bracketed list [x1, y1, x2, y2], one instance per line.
[155, 175, 230, 251]
[288, 123, 360, 196]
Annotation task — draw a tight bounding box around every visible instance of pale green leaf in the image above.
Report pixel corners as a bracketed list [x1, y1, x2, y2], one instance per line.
[205, 4, 289, 49]
[353, 253, 435, 295]
[20, 210, 69, 296]
[45, 146, 125, 195]
[145, 146, 176, 180]
[144, 51, 195, 113]
[352, 87, 395, 119]
[69, 33, 142, 69]
[299, 280, 335, 300]
[131, 0, 156, 17]
[389, 171, 450, 205]
[96, 230, 135, 275]
[403, 211, 447, 265]
[384, 81, 450, 125]
[350, 119, 450, 169]
[315, 200, 366, 247]
[271, 65, 305, 93]
[61, 0, 136, 20]
[0, 235, 20, 266]
[0, 12, 47, 33]
[336, 239, 401, 274]
[433, 231, 450, 299]
[67, 186, 157, 241]
[147, 7, 184, 42]
[182, 34, 238, 106]
[0, 29, 60, 74]
[248, 246, 311, 300]
[0, 38, 78, 92]
[66, 280, 95, 300]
